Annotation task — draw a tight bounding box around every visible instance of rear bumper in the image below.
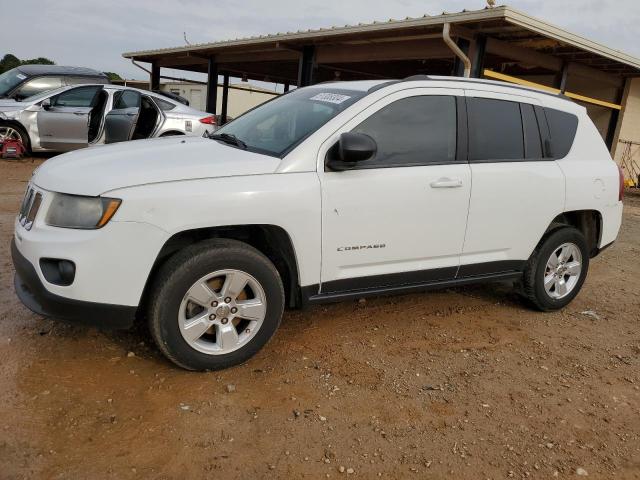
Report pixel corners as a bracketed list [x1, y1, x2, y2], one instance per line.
[11, 238, 136, 329]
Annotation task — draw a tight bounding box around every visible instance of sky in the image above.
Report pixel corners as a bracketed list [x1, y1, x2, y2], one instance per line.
[2, 0, 638, 90]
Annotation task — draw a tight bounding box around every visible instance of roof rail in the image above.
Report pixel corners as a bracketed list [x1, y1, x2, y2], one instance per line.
[366, 74, 572, 102]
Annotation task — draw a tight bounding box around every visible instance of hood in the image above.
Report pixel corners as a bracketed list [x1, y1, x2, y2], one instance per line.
[0, 98, 24, 114]
[33, 136, 282, 196]
[0, 98, 20, 107]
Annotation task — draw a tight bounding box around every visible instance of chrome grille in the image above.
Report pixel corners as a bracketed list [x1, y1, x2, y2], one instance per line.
[18, 185, 42, 230]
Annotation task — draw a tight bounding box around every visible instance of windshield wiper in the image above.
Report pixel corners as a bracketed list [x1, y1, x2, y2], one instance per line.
[209, 133, 247, 150]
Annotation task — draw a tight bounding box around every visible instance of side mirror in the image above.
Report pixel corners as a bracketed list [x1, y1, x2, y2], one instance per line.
[327, 132, 377, 171]
[41, 98, 51, 110]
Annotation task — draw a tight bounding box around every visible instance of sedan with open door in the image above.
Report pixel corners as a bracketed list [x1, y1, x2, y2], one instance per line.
[0, 84, 216, 153]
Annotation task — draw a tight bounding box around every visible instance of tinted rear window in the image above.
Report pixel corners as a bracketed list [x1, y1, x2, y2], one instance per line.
[544, 108, 578, 158]
[467, 97, 524, 161]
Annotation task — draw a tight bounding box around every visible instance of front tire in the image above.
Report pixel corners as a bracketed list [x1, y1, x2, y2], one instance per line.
[0, 123, 31, 155]
[522, 227, 589, 311]
[148, 239, 285, 370]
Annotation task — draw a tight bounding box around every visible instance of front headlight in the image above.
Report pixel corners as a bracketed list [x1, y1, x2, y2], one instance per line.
[46, 194, 121, 229]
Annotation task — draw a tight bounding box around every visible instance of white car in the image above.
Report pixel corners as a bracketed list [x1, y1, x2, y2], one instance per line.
[12, 76, 624, 370]
[0, 84, 215, 153]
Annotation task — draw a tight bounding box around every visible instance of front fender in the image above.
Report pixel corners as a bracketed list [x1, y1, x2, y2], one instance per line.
[108, 173, 322, 287]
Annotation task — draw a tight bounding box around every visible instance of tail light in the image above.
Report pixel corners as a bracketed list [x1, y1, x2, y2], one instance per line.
[199, 115, 217, 125]
[617, 164, 625, 202]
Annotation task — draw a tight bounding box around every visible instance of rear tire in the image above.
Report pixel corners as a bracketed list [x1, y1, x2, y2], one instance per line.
[148, 239, 285, 370]
[522, 227, 589, 311]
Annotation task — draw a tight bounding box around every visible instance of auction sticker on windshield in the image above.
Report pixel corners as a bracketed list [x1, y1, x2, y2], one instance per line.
[310, 93, 352, 104]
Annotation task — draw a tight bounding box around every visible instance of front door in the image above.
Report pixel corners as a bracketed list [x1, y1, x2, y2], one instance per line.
[319, 88, 471, 294]
[104, 90, 141, 144]
[37, 85, 102, 151]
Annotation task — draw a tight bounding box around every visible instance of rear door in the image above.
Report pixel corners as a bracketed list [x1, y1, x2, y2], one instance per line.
[104, 90, 141, 143]
[36, 85, 102, 151]
[319, 88, 472, 294]
[460, 90, 565, 274]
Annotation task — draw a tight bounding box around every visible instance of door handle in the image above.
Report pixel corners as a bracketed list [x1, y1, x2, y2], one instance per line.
[430, 177, 463, 188]
[126, 112, 136, 117]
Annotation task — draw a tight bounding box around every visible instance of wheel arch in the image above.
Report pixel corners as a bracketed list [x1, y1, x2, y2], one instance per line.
[542, 209, 603, 257]
[140, 224, 302, 315]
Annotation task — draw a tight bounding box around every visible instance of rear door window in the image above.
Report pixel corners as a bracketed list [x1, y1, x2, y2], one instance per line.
[113, 90, 141, 109]
[467, 97, 524, 161]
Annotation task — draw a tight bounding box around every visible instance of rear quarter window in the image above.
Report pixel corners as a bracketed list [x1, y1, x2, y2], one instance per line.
[155, 98, 176, 111]
[544, 108, 579, 159]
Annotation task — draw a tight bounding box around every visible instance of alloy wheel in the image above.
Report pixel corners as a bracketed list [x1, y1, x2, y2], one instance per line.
[0, 126, 21, 142]
[543, 242, 582, 300]
[178, 269, 267, 355]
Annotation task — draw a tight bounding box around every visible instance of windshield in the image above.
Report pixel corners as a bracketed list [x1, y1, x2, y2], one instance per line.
[213, 88, 366, 157]
[0, 69, 28, 97]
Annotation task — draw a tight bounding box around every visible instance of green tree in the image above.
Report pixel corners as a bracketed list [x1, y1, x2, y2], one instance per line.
[21, 57, 55, 66]
[0, 54, 20, 74]
[0, 54, 55, 74]
[103, 71, 123, 81]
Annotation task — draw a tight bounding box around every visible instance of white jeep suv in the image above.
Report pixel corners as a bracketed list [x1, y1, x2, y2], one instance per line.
[12, 76, 624, 370]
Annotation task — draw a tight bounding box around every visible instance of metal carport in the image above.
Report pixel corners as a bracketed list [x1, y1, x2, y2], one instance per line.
[123, 5, 640, 151]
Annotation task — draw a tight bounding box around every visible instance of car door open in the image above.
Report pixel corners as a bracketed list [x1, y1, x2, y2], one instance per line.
[36, 85, 102, 151]
[104, 90, 141, 143]
[318, 88, 472, 295]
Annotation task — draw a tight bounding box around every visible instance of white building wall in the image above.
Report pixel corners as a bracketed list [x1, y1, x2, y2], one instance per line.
[160, 82, 276, 117]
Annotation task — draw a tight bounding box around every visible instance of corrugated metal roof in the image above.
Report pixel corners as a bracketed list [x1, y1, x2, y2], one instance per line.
[122, 5, 640, 72]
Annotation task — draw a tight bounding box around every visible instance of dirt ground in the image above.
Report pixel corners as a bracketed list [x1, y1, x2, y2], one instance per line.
[0, 157, 639, 480]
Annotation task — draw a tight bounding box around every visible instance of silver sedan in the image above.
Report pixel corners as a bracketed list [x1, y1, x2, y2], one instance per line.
[0, 84, 216, 153]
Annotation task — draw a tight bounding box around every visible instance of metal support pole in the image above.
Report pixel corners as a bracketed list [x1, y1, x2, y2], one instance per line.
[606, 85, 626, 151]
[470, 35, 487, 78]
[297, 46, 316, 87]
[150, 63, 160, 91]
[221, 72, 229, 125]
[555, 62, 569, 94]
[206, 57, 218, 114]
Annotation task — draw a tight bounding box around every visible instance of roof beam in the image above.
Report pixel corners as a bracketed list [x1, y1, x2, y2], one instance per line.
[486, 37, 562, 71]
[216, 50, 298, 64]
[316, 39, 451, 63]
[486, 37, 623, 87]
